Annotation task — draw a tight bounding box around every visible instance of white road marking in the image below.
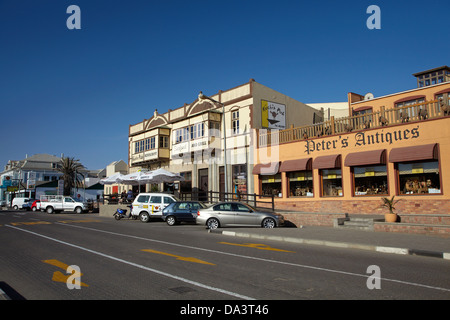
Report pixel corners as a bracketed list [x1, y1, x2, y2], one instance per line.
[53, 222, 450, 293]
[5, 225, 254, 300]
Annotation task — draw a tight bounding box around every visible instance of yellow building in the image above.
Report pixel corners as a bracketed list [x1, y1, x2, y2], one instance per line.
[254, 67, 450, 219]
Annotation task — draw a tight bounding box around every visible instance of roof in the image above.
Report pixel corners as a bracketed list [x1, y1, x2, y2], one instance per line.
[412, 66, 450, 77]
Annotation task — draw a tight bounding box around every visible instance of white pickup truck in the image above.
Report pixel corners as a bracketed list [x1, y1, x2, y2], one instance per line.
[40, 195, 87, 214]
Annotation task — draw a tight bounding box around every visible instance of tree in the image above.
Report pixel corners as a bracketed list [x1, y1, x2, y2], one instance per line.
[57, 157, 85, 196]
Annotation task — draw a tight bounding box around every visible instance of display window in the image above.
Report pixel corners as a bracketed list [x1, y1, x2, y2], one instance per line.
[353, 165, 388, 196]
[321, 169, 343, 197]
[398, 161, 441, 195]
[287, 171, 313, 197]
[261, 174, 282, 197]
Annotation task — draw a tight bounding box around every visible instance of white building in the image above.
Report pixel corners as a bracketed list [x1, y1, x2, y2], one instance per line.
[128, 79, 324, 196]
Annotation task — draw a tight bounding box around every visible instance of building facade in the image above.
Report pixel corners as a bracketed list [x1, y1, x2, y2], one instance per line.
[128, 79, 323, 196]
[253, 68, 450, 216]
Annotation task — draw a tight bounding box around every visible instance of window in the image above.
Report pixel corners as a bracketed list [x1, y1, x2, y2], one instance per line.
[353, 165, 388, 196]
[261, 174, 282, 197]
[398, 161, 441, 194]
[164, 197, 175, 204]
[321, 169, 343, 197]
[137, 195, 150, 203]
[214, 203, 233, 211]
[150, 137, 155, 149]
[232, 164, 247, 196]
[145, 138, 150, 151]
[159, 136, 169, 148]
[150, 196, 162, 204]
[287, 171, 313, 197]
[395, 97, 425, 120]
[232, 110, 239, 135]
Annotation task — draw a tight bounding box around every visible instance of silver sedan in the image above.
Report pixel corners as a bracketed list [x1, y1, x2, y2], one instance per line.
[196, 202, 284, 229]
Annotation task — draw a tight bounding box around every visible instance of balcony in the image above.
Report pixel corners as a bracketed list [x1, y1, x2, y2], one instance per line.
[258, 99, 448, 147]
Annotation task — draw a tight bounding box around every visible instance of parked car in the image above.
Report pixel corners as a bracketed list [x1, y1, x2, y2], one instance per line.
[162, 201, 206, 226]
[22, 199, 36, 211]
[31, 200, 41, 212]
[196, 202, 284, 229]
[11, 197, 30, 210]
[131, 193, 179, 222]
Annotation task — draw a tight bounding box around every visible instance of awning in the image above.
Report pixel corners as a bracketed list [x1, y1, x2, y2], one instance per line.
[252, 162, 280, 175]
[312, 155, 341, 170]
[280, 158, 312, 172]
[344, 149, 386, 167]
[394, 95, 426, 104]
[389, 143, 439, 163]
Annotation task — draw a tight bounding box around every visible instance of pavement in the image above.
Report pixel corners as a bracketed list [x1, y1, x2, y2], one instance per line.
[210, 225, 450, 260]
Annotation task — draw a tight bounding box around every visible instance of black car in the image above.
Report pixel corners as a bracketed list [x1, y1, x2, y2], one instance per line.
[162, 201, 206, 226]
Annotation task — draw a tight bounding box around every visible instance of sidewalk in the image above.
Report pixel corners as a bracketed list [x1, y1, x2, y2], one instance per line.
[210, 225, 450, 260]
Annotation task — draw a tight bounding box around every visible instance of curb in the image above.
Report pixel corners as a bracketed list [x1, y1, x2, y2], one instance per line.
[210, 229, 450, 260]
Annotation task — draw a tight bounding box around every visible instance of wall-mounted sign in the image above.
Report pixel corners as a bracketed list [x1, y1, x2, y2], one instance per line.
[262, 100, 286, 129]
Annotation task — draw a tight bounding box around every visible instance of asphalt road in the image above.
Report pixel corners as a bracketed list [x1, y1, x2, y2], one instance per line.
[1, 210, 449, 304]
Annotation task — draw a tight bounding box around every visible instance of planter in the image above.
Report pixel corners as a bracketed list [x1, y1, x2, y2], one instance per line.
[384, 213, 398, 223]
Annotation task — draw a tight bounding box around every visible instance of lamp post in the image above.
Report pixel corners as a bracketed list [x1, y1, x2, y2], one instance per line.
[198, 91, 228, 200]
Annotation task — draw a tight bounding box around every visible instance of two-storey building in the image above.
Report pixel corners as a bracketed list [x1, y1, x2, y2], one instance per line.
[128, 79, 323, 196]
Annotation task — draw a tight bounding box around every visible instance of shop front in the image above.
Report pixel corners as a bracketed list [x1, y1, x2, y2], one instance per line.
[254, 116, 450, 215]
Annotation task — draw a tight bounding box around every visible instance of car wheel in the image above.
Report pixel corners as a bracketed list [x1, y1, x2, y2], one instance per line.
[262, 218, 276, 228]
[75, 207, 82, 214]
[140, 212, 150, 223]
[32, 207, 37, 212]
[166, 216, 177, 226]
[206, 218, 220, 230]
[46, 206, 54, 214]
[13, 205, 18, 210]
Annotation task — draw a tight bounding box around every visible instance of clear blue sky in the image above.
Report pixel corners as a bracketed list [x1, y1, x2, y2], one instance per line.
[1, 0, 449, 170]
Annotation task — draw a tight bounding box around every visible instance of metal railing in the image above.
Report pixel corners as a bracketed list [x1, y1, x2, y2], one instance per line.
[259, 100, 448, 147]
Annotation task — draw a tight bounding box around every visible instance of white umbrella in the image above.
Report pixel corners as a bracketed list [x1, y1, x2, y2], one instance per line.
[117, 171, 153, 185]
[147, 168, 184, 184]
[99, 173, 125, 185]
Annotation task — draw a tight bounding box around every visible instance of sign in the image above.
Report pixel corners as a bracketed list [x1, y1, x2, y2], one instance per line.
[262, 100, 286, 129]
[304, 125, 420, 155]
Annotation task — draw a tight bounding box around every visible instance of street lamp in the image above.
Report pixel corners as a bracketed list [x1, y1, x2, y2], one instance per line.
[198, 91, 228, 200]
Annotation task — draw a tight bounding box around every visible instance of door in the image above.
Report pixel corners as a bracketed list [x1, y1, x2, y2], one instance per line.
[233, 203, 258, 225]
[63, 197, 76, 211]
[213, 203, 235, 226]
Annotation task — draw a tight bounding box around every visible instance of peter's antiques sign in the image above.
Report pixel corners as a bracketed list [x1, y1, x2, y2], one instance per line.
[304, 125, 420, 155]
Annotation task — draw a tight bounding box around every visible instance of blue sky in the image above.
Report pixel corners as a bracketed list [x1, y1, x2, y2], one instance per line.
[1, 0, 449, 170]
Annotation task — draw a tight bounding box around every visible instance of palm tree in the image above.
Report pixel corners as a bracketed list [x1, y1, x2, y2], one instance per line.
[57, 157, 85, 196]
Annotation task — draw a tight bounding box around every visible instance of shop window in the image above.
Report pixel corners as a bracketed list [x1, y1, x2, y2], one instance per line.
[321, 169, 342, 197]
[261, 174, 282, 197]
[232, 164, 247, 196]
[287, 171, 313, 197]
[353, 165, 388, 196]
[398, 161, 441, 195]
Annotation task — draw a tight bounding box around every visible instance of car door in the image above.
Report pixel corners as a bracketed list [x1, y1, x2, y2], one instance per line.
[213, 203, 236, 226]
[233, 203, 258, 226]
[149, 196, 162, 215]
[63, 197, 76, 211]
[175, 202, 192, 221]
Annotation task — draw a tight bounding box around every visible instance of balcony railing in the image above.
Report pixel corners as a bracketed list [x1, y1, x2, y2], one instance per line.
[258, 100, 449, 147]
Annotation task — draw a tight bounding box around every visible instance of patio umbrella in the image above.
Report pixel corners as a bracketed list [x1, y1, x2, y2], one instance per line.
[99, 173, 125, 185]
[147, 168, 184, 184]
[117, 171, 153, 185]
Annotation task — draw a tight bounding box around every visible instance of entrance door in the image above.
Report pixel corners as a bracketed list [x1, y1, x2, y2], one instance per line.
[198, 168, 208, 201]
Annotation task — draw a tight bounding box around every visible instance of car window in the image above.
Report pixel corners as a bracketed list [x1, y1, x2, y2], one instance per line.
[191, 203, 203, 210]
[137, 195, 150, 203]
[213, 203, 233, 211]
[164, 197, 175, 204]
[150, 196, 162, 204]
[235, 203, 251, 212]
[177, 203, 189, 210]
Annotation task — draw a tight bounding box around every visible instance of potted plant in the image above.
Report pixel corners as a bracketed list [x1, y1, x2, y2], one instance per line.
[380, 196, 400, 223]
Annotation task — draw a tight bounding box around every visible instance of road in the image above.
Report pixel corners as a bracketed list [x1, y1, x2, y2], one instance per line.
[1, 210, 449, 304]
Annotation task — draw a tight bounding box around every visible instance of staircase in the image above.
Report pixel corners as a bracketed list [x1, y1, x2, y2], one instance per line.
[335, 214, 383, 231]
